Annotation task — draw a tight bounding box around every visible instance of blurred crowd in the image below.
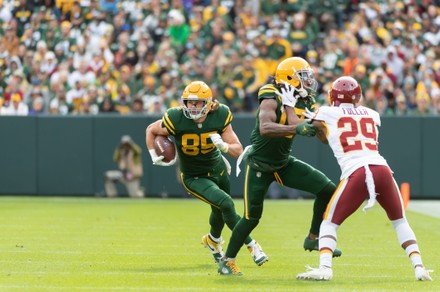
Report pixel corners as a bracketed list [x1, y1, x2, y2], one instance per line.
[0, 0, 439, 116]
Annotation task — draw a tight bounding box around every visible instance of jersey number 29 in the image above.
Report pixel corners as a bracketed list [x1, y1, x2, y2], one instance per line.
[338, 117, 378, 153]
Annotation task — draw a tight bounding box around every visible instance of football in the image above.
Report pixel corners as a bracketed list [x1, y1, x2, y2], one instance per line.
[154, 135, 176, 163]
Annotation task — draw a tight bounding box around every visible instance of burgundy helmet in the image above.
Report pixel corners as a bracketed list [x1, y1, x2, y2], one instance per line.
[328, 76, 362, 106]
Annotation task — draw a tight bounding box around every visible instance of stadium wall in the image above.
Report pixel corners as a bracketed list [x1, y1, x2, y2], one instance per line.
[0, 115, 438, 199]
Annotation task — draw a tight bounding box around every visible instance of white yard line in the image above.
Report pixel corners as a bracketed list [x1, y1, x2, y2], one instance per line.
[408, 200, 440, 218]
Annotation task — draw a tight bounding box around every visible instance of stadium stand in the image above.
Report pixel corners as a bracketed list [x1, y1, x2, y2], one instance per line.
[0, 0, 439, 116]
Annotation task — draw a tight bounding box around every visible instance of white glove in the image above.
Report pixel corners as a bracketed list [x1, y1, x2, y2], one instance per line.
[209, 133, 229, 153]
[275, 81, 298, 108]
[221, 155, 231, 175]
[148, 149, 176, 166]
[302, 107, 315, 119]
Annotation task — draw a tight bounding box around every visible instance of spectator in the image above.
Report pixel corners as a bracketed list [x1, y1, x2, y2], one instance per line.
[41, 51, 58, 77]
[99, 95, 116, 113]
[287, 12, 316, 59]
[0, 0, 12, 23]
[49, 98, 68, 115]
[104, 135, 144, 198]
[2, 25, 19, 55]
[12, 0, 32, 36]
[266, 28, 292, 74]
[28, 96, 46, 115]
[0, 0, 439, 116]
[130, 97, 144, 114]
[114, 84, 131, 114]
[69, 59, 96, 87]
[395, 92, 408, 116]
[384, 46, 404, 85]
[0, 93, 28, 115]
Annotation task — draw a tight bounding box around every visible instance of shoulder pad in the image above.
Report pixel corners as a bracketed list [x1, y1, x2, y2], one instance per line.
[162, 107, 183, 135]
[258, 84, 278, 101]
[216, 104, 233, 130]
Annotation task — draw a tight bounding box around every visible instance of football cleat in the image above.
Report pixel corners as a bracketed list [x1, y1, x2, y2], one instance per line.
[201, 234, 224, 263]
[296, 265, 333, 281]
[415, 266, 433, 281]
[247, 242, 269, 266]
[303, 236, 342, 257]
[218, 258, 243, 276]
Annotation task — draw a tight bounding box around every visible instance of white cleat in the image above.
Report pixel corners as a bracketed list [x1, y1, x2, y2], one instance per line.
[296, 265, 333, 281]
[415, 266, 433, 281]
[247, 242, 269, 266]
[201, 234, 224, 263]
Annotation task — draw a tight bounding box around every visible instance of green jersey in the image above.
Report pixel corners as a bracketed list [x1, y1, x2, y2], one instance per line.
[162, 104, 233, 176]
[247, 83, 316, 171]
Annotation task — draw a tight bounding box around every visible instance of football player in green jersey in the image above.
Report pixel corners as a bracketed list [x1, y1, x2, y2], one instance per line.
[146, 81, 268, 266]
[218, 57, 341, 276]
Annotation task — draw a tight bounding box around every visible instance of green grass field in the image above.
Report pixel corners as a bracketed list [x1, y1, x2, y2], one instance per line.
[0, 197, 438, 291]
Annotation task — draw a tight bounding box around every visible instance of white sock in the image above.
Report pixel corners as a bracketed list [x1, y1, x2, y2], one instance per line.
[246, 239, 256, 248]
[391, 218, 424, 268]
[209, 234, 221, 243]
[320, 253, 333, 269]
[405, 244, 423, 268]
[319, 221, 338, 269]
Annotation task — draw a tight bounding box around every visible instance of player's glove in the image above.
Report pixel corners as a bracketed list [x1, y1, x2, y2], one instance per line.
[302, 107, 315, 120]
[275, 81, 298, 108]
[296, 121, 317, 137]
[148, 149, 176, 166]
[209, 133, 229, 153]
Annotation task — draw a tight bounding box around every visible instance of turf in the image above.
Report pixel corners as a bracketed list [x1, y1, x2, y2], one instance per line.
[0, 197, 438, 291]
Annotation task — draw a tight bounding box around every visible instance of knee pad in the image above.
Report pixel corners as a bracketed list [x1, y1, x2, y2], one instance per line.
[392, 218, 416, 244]
[320, 221, 338, 238]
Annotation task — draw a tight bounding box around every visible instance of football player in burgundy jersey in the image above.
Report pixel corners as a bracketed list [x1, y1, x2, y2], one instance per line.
[295, 76, 432, 281]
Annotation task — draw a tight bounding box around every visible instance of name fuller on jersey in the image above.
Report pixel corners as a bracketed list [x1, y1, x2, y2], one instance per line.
[341, 107, 369, 116]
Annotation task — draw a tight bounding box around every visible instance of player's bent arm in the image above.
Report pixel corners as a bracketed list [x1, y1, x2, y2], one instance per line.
[145, 119, 170, 150]
[259, 99, 296, 137]
[285, 105, 306, 127]
[312, 120, 328, 144]
[220, 124, 243, 158]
